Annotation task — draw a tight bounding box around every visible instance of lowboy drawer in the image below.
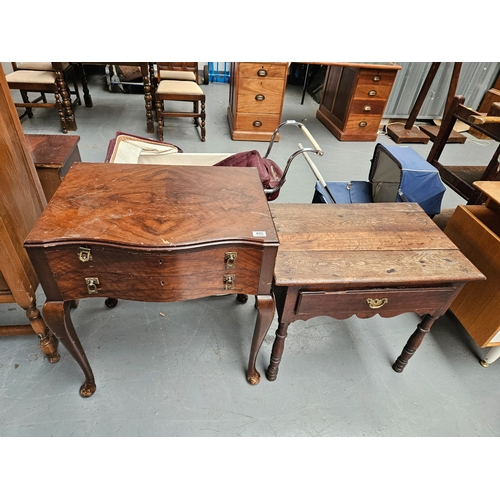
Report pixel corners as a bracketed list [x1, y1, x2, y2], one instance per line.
[296, 287, 459, 318]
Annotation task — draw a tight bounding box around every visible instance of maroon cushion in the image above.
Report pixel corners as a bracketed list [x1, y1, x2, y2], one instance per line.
[214, 150, 283, 201]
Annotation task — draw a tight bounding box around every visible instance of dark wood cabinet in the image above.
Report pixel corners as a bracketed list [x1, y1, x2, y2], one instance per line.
[316, 63, 401, 141]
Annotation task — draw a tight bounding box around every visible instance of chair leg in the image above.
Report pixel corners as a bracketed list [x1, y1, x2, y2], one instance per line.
[200, 100, 206, 142]
[54, 90, 69, 134]
[156, 99, 164, 141]
[20, 90, 34, 118]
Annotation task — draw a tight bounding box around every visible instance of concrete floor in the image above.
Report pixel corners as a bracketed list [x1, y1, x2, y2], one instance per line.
[1, 69, 499, 442]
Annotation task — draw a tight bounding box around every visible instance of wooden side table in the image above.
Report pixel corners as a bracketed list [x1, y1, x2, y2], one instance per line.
[24, 163, 279, 397]
[26, 134, 81, 201]
[265, 203, 484, 381]
[444, 181, 500, 366]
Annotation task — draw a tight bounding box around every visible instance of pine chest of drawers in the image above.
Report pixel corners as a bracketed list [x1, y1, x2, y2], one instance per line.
[316, 63, 401, 141]
[227, 62, 288, 141]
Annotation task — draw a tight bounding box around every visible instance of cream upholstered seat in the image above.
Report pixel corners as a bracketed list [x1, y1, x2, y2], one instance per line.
[6, 62, 81, 133]
[155, 62, 206, 142]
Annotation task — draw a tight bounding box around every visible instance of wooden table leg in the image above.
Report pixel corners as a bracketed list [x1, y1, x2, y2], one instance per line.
[43, 300, 96, 397]
[266, 320, 290, 381]
[392, 314, 437, 373]
[25, 303, 60, 363]
[247, 294, 275, 385]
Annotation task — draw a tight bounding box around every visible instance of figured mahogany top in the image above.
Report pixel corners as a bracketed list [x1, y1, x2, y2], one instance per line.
[25, 163, 278, 250]
[270, 203, 484, 288]
[25, 134, 80, 167]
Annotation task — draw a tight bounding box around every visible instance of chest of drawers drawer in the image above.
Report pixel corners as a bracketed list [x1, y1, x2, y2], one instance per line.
[236, 78, 287, 114]
[43, 243, 264, 302]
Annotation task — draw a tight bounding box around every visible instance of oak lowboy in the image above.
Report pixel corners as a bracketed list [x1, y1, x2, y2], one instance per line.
[25, 163, 279, 397]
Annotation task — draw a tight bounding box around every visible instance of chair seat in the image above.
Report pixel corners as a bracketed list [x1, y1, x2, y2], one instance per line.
[157, 80, 204, 95]
[6, 70, 57, 85]
[15, 62, 70, 71]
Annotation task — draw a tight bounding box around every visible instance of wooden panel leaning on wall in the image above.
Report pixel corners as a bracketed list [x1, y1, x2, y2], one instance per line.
[0, 67, 60, 362]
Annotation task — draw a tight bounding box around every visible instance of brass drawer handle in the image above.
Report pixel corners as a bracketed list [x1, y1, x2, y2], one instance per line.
[366, 298, 388, 309]
[225, 252, 237, 269]
[368, 90, 377, 97]
[224, 274, 235, 290]
[78, 247, 92, 263]
[253, 120, 262, 127]
[85, 277, 100, 295]
[359, 121, 368, 127]
[255, 94, 265, 101]
[257, 69, 267, 77]
[363, 105, 371, 112]
[372, 75, 381, 82]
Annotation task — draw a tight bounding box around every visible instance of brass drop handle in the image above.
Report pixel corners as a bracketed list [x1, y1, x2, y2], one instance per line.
[85, 277, 100, 295]
[368, 90, 377, 97]
[225, 252, 237, 269]
[255, 94, 265, 101]
[257, 69, 267, 77]
[78, 247, 92, 262]
[224, 274, 235, 290]
[253, 120, 262, 127]
[366, 298, 388, 309]
[359, 121, 368, 127]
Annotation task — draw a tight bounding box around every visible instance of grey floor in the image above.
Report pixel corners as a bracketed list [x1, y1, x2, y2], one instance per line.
[1, 69, 499, 440]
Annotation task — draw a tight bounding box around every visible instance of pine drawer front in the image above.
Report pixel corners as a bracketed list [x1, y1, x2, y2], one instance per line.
[238, 63, 288, 80]
[234, 113, 281, 133]
[43, 244, 264, 302]
[236, 78, 287, 114]
[295, 287, 459, 320]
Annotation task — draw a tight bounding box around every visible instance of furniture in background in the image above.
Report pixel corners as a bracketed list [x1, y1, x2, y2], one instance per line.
[26, 134, 81, 202]
[227, 62, 288, 141]
[426, 95, 500, 205]
[25, 163, 279, 397]
[0, 67, 60, 362]
[417, 63, 466, 144]
[77, 63, 155, 134]
[316, 63, 401, 141]
[468, 88, 500, 140]
[265, 203, 483, 382]
[5, 62, 81, 133]
[444, 182, 500, 367]
[154, 62, 206, 142]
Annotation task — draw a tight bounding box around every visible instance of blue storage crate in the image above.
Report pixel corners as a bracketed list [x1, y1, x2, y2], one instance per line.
[208, 62, 230, 83]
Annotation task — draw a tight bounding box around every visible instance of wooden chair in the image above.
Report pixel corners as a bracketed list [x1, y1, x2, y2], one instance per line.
[154, 62, 206, 142]
[5, 62, 81, 133]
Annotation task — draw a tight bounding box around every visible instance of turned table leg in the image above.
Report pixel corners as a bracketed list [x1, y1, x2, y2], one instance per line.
[392, 314, 437, 373]
[266, 321, 290, 381]
[43, 300, 96, 397]
[25, 303, 60, 363]
[247, 294, 275, 385]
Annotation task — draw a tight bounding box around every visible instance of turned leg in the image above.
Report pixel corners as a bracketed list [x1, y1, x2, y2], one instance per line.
[43, 300, 96, 397]
[393, 314, 436, 373]
[156, 99, 164, 141]
[247, 294, 275, 385]
[55, 69, 77, 131]
[78, 64, 93, 107]
[266, 321, 290, 381]
[142, 70, 154, 134]
[25, 304, 60, 363]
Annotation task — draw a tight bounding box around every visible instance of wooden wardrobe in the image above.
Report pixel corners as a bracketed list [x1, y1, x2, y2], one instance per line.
[0, 67, 59, 362]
